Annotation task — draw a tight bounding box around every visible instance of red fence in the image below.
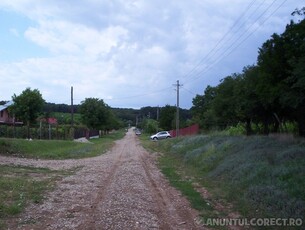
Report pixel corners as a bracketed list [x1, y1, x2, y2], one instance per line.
[170, 124, 199, 137]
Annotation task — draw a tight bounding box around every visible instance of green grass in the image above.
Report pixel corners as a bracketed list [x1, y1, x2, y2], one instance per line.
[0, 130, 125, 159]
[141, 134, 305, 228]
[0, 165, 73, 228]
[158, 154, 211, 211]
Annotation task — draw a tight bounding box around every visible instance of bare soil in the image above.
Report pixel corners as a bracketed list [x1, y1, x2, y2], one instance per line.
[2, 129, 203, 229]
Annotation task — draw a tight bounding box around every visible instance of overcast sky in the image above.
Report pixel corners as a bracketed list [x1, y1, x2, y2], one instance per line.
[0, 0, 303, 109]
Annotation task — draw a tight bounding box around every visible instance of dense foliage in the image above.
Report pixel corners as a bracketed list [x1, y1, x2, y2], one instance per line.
[44, 103, 80, 114]
[10, 88, 45, 126]
[192, 15, 305, 136]
[113, 106, 191, 131]
[79, 98, 121, 131]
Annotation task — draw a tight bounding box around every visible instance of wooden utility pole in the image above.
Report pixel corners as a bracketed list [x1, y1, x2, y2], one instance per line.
[156, 105, 159, 132]
[71, 86, 74, 127]
[173, 80, 182, 137]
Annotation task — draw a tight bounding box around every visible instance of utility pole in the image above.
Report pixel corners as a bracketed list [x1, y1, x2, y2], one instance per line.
[71, 86, 74, 127]
[173, 80, 182, 137]
[156, 106, 159, 133]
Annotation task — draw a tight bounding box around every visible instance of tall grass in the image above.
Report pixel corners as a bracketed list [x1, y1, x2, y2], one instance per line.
[152, 134, 305, 221]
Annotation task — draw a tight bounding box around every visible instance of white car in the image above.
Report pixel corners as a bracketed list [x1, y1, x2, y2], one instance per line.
[150, 131, 171, 140]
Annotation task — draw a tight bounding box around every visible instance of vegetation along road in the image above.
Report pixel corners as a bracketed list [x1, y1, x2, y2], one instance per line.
[1, 129, 202, 229]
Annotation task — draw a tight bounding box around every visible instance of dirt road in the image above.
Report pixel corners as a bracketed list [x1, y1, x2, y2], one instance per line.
[4, 129, 202, 229]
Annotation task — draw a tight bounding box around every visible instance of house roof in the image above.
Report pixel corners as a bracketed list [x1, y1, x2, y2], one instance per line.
[0, 101, 13, 112]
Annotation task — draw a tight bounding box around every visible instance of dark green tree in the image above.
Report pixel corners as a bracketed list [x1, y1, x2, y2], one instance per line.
[10, 88, 45, 138]
[142, 118, 158, 134]
[79, 98, 108, 130]
[159, 105, 176, 131]
[191, 12, 305, 136]
[104, 107, 123, 131]
[191, 85, 218, 129]
[257, 17, 305, 135]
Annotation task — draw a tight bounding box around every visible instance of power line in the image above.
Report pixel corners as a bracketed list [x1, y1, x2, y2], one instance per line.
[184, 0, 286, 86]
[60, 1, 288, 108]
[181, 0, 259, 81]
[181, 86, 196, 95]
[103, 86, 172, 101]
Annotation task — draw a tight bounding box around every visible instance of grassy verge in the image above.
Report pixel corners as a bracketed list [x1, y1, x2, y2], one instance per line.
[0, 165, 74, 228]
[0, 129, 125, 159]
[158, 153, 212, 211]
[140, 134, 305, 228]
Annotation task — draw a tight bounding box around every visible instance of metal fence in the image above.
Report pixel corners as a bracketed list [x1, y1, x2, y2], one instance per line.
[169, 124, 199, 137]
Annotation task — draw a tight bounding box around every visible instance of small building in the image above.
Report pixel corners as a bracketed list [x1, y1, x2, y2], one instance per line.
[39, 117, 58, 125]
[0, 101, 23, 125]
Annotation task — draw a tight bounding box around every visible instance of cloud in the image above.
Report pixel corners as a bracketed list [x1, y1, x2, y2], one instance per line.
[24, 20, 129, 56]
[0, 0, 302, 108]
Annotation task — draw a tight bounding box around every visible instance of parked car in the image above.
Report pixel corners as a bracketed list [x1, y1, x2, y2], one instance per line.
[150, 131, 171, 140]
[135, 129, 142, 135]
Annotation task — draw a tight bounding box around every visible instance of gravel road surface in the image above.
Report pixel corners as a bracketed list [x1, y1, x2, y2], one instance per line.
[3, 129, 203, 229]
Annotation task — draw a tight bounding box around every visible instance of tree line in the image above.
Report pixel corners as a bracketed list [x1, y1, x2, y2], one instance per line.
[5, 89, 123, 138]
[4, 88, 192, 137]
[191, 11, 305, 136]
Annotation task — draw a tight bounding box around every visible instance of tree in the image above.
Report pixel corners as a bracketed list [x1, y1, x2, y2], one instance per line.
[257, 18, 305, 136]
[79, 98, 108, 130]
[159, 105, 176, 131]
[191, 94, 205, 127]
[191, 85, 219, 129]
[142, 118, 158, 134]
[104, 107, 123, 131]
[191, 13, 305, 136]
[281, 19, 305, 135]
[292, 7, 305, 18]
[235, 66, 262, 135]
[10, 88, 45, 138]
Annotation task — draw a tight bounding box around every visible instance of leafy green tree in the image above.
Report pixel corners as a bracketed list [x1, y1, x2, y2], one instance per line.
[191, 94, 205, 124]
[10, 88, 45, 138]
[159, 105, 176, 130]
[191, 85, 219, 129]
[280, 18, 305, 136]
[212, 75, 240, 128]
[142, 118, 158, 134]
[234, 66, 264, 135]
[104, 108, 123, 131]
[79, 98, 109, 130]
[140, 106, 158, 120]
[257, 17, 305, 135]
[192, 14, 305, 136]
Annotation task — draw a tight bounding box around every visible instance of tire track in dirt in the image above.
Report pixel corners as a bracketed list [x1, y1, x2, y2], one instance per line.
[4, 129, 202, 230]
[135, 137, 200, 229]
[78, 142, 126, 228]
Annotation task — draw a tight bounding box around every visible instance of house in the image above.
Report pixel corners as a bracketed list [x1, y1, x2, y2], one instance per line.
[40, 117, 58, 125]
[0, 101, 23, 125]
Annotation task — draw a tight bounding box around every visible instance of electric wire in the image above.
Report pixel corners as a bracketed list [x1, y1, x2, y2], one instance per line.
[182, 0, 258, 81]
[70, 0, 289, 105]
[183, 0, 287, 86]
[184, 0, 276, 84]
